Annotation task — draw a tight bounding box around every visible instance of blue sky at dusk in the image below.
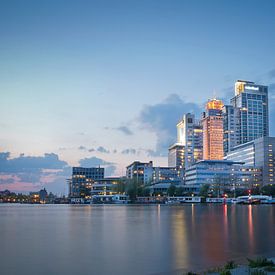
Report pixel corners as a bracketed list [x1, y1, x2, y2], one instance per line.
[1, 0, 275, 194]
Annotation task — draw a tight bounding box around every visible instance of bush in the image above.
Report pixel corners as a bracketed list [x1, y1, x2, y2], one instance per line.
[224, 261, 237, 270]
[249, 269, 267, 275]
[247, 257, 274, 268]
[220, 270, 231, 275]
[264, 266, 275, 272]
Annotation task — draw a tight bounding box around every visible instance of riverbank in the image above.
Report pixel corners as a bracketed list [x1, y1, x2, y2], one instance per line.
[187, 257, 275, 275]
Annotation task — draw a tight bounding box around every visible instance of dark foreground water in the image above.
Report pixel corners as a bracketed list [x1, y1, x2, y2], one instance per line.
[0, 204, 274, 275]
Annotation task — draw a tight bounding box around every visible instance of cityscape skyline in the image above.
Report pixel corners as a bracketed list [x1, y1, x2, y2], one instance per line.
[1, 0, 275, 194]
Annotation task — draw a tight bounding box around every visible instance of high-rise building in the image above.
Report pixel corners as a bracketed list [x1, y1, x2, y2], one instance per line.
[231, 80, 269, 144]
[223, 105, 240, 154]
[223, 80, 269, 156]
[168, 144, 185, 169]
[168, 113, 203, 169]
[202, 98, 224, 160]
[69, 167, 104, 199]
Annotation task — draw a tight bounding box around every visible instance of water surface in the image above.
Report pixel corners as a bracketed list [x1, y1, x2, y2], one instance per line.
[0, 204, 274, 274]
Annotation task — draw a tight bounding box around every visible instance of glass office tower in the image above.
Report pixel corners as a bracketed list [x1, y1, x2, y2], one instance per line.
[231, 80, 269, 144]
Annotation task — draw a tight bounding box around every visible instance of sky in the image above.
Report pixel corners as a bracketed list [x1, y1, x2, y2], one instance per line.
[1, 0, 275, 194]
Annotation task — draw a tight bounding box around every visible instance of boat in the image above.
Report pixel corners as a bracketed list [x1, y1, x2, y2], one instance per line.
[91, 194, 129, 204]
[236, 195, 273, 204]
[166, 196, 201, 204]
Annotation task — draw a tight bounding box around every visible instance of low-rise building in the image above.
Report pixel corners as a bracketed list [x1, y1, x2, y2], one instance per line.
[69, 167, 104, 199]
[225, 136, 275, 185]
[185, 160, 262, 188]
[126, 161, 181, 184]
[91, 177, 123, 195]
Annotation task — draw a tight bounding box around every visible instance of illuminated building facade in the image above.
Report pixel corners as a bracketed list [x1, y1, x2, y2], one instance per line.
[231, 80, 269, 145]
[69, 167, 104, 199]
[185, 160, 262, 187]
[225, 136, 275, 185]
[202, 99, 224, 160]
[168, 113, 203, 169]
[126, 161, 181, 184]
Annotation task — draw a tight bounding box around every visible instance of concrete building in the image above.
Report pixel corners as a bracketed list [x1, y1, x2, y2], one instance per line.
[69, 167, 104, 198]
[202, 98, 224, 160]
[126, 161, 154, 183]
[225, 136, 275, 185]
[168, 113, 203, 169]
[185, 160, 262, 187]
[168, 144, 185, 169]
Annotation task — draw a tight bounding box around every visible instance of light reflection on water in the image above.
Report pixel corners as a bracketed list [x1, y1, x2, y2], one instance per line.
[0, 204, 274, 275]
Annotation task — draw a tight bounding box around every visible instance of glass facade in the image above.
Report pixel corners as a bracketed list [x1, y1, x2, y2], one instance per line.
[231, 80, 269, 145]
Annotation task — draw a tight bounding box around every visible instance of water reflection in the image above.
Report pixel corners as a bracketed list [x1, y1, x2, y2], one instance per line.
[0, 204, 274, 275]
[248, 205, 254, 252]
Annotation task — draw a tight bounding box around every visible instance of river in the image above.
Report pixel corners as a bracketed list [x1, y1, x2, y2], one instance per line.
[0, 204, 274, 274]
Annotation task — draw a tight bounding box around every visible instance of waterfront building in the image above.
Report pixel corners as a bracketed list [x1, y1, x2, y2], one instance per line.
[168, 113, 203, 169]
[126, 161, 154, 183]
[202, 98, 224, 160]
[185, 160, 262, 187]
[225, 136, 275, 185]
[126, 161, 181, 184]
[149, 181, 200, 196]
[231, 80, 269, 145]
[91, 177, 123, 196]
[69, 167, 104, 199]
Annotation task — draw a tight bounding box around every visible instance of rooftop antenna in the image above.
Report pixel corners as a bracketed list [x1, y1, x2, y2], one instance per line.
[213, 89, 217, 100]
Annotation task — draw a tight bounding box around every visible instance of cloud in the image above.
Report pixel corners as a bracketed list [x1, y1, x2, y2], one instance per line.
[138, 94, 201, 155]
[116, 126, 133, 136]
[105, 125, 133, 136]
[268, 69, 275, 79]
[79, 156, 113, 167]
[97, 146, 110, 153]
[0, 152, 68, 173]
[78, 156, 116, 177]
[146, 149, 161, 157]
[0, 152, 70, 194]
[105, 165, 117, 177]
[121, 148, 137, 155]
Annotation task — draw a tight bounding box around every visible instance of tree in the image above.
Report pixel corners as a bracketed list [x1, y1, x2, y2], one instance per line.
[199, 184, 210, 197]
[112, 180, 126, 194]
[261, 184, 275, 196]
[167, 184, 176, 196]
[175, 187, 184, 196]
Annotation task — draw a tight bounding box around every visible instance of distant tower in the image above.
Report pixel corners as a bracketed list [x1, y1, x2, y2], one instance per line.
[169, 113, 203, 169]
[202, 98, 224, 160]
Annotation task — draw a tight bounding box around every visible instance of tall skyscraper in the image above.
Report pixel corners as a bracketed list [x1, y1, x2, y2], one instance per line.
[223, 80, 269, 155]
[223, 105, 240, 154]
[232, 80, 269, 144]
[202, 98, 224, 160]
[168, 113, 203, 169]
